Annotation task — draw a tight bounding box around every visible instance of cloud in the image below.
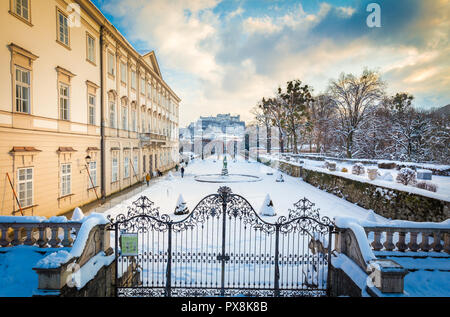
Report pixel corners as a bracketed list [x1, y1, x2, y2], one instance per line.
[95, 0, 450, 125]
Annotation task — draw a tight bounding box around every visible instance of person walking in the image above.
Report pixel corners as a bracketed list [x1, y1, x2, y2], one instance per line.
[145, 173, 150, 186]
[181, 166, 185, 178]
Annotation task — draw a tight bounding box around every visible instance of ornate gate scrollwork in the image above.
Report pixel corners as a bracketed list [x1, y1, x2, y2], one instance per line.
[108, 186, 334, 297]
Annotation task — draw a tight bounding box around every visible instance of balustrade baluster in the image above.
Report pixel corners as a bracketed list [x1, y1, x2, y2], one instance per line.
[61, 226, 72, 247]
[37, 226, 48, 248]
[419, 232, 431, 252]
[443, 233, 449, 254]
[431, 232, 443, 252]
[48, 226, 61, 248]
[396, 231, 407, 252]
[23, 226, 35, 246]
[371, 231, 383, 251]
[0, 226, 9, 247]
[11, 226, 21, 246]
[408, 232, 419, 252]
[383, 231, 395, 251]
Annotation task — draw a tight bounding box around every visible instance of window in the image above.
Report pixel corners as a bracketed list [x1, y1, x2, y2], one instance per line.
[121, 62, 127, 84]
[13, 0, 29, 21]
[131, 109, 137, 132]
[121, 106, 128, 130]
[87, 34, 95, 63]
[112, 156, 118, 182]
[60, 164, 71, 197]
[15, 67, 30, 113]
[88, 161, 97, 188]
[141, 111, 145, 133]
[88, 94, 95, 125]
[109, 101, 116, 128]
[143, 155, 146, 173]
[148, 113, 151, 133]
[133, 156, 138, 176]
[17, 167, 33, 208]
[141, 78, 145, 95]
[57, 10, 69, 47]
[131, 71, 136, 90]
[124, 156, 129, 178]
[147, 83, 151, 99]
[108, 52, 115, 75]
[59, 84, 70, 120]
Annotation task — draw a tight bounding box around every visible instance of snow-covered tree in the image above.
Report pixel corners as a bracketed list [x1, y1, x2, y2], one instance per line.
[278, 80, 314, 154]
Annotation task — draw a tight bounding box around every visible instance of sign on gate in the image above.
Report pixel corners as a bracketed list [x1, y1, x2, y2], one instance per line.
[120, 233, 138, 256]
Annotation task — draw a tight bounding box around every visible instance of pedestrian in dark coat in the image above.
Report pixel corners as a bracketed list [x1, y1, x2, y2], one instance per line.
[181, 166, 185, 178]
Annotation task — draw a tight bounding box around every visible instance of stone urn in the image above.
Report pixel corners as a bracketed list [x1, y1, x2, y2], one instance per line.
[367, 168, 378, 180]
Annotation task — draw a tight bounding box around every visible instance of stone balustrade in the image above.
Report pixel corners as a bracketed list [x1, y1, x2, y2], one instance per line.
[364, 227, 450, 253]
[0, 222, 82, 248]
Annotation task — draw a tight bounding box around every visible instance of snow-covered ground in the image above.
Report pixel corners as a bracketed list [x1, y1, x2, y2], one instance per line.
[104, 155, 384, 222]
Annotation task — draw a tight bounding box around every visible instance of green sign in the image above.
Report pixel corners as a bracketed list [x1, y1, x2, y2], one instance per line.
[120, 233, 138, 256]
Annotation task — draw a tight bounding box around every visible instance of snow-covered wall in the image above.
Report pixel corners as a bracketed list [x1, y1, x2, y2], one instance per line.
[263, 157, 449, 222]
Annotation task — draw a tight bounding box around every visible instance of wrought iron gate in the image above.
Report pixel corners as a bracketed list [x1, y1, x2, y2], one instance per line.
[108, 187, 334, 297]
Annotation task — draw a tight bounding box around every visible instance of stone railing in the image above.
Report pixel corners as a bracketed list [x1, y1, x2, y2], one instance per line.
[364, 227, 450, 253]
[0, 221, 82, 248]
[0, 214, 114, 297]
[332, 218, 450, 296]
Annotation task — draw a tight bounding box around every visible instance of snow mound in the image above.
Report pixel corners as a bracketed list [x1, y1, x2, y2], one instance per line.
[276, 173, 284, 182]
[167, 171, 174, 180]
[381, 172, 394, 182]
[71, 207, 84, 221]
[174, 194, 189, 215]
[365, 210, 378, 223]
[35, 250, 73, 269]
[260, 194, 276, 216]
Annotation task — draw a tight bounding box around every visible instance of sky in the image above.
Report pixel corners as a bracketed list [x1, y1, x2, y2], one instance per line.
[90, 0, 450, 126]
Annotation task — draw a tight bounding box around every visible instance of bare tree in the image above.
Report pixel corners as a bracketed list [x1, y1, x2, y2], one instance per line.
[328, 69, 385, 158]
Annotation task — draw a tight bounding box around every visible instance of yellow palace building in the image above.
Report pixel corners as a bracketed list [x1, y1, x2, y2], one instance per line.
[0, 0, 181, 217]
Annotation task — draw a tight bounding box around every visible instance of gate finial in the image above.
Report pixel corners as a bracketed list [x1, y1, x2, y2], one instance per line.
[217, 186, 232, 197]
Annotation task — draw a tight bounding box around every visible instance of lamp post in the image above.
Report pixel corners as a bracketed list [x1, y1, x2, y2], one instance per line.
[201, 129, 204, 160]
[256, 124, 260, 162]
[85, 155, 99, 200]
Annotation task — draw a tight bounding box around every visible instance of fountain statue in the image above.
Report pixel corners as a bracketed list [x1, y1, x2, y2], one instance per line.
[221, 156, 229, 176]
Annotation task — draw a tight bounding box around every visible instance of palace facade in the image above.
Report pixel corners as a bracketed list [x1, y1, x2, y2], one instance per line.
[0, 0, 180, 217]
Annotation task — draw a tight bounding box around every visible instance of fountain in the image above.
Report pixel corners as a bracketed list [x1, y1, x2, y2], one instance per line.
[194, 155, 262, 183]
